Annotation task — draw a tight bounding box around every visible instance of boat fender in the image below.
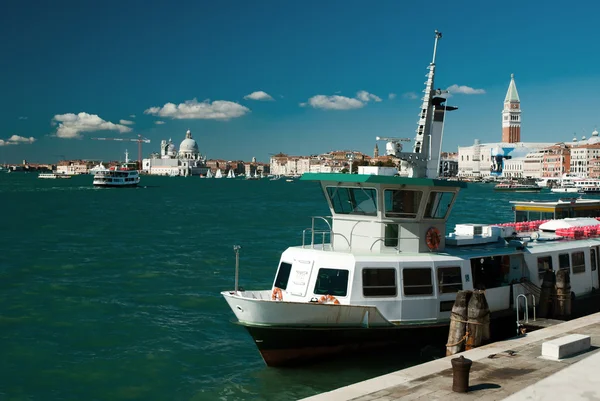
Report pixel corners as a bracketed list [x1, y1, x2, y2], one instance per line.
[317, 294, 340, 305]
[426, 227, 441, 251]
[271, 287, 283, 301]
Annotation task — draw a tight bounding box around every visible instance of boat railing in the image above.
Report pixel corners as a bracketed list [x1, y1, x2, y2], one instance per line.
[302, 216, 350, 251]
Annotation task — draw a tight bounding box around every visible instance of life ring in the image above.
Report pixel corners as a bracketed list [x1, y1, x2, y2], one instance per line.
[318, 294, 340, 305]
[271, 287, 283, 301]
[425, 227, 441, 251]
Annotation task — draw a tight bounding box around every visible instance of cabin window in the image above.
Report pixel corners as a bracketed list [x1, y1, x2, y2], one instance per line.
[572, 251, 586, 274]
[362, 268, 397, 297]
[384, 190, 423, 218]
[559, 253, 570, 271]
[313, 268, 349, 297]
[470, 256, 509, 290]
[384, 224, 399, 247]
[537, 256, 553, 280]
[592, 248, 597, 271]
[274, 262, 292, 290]
[424, 191, 455, 219]
[402, 268, 433, 296]
[326, 187, 377, 216]
[515, 210, 528, 222]
[437, 266, 463, 294]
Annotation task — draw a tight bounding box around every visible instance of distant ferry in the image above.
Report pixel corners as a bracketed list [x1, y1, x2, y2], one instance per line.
[38, 173, 71, 179]
[93, 166, 140, 187]
[494, 182, 542, 192]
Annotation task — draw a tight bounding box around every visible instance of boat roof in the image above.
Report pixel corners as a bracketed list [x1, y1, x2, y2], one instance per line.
[511, 198, 600, 209]
[300, 173, 467, 188]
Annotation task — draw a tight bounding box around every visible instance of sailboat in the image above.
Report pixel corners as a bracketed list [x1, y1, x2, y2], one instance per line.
[227, 169, 235, 179]
[215, 169, 223, 179]
[205, 169, 213, 178]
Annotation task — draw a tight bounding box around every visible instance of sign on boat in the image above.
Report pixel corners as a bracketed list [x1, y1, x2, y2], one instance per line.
[221, 31, 600, 367]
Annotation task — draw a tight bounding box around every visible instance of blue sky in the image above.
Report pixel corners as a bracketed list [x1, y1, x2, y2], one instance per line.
[2, 0, 600, 164]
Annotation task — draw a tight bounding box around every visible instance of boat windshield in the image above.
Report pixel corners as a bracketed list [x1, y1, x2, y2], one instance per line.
[326, 187, 377, 216]
[384, 189, 423, 218]
[424, 191, 455, 219]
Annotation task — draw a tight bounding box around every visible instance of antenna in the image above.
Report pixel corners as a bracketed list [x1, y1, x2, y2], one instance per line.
[431, 30, 442, 64]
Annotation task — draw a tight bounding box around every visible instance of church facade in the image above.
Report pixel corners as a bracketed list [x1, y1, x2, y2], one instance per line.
[142, 130, 208, 176]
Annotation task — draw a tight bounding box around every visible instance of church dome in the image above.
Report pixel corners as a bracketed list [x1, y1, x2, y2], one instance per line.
[179, 129, 199, 154]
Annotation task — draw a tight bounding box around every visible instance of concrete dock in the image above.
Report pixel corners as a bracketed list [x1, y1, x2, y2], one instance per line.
[300, 312, 600, 401]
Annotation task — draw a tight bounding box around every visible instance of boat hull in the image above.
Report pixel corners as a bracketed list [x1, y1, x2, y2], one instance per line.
[93, 183, 139, 188]
[241, 321, 451, 366]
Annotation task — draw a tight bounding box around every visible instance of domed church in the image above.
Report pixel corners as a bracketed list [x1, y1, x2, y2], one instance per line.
[142, 129, 208, 176]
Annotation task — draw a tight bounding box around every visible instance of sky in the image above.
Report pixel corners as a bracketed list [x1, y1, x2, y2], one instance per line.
[2, 0, 600, 164]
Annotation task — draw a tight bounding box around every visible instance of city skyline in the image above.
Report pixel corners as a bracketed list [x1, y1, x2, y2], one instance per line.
[2, 0, 600, 164]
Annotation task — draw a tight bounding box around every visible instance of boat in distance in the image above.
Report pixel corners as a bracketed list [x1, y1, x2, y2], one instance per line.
[93, 166, 140, 187]
[494, 182, 542, 192]
[221, 31, 600, 367]
[38, 173, 72, 179]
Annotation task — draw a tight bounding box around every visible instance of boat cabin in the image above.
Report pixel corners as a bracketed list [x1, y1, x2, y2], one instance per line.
[512, 198, 600, 222]
[300, 172, 466, 254]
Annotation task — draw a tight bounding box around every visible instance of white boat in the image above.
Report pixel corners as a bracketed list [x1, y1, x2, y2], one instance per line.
[551, 184, 583, 194]
[205, 169, 214, 178]
[227, 169, 235, 179]
[38, 173, 71, 179]
[214, 169, 223, 179]
[93, 166, 139, 187]
[270, 175, 281, 181]
[221, 31, 600, 367]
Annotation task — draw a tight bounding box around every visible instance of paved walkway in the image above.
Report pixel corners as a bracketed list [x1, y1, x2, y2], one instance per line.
[300, 313, 600, 401]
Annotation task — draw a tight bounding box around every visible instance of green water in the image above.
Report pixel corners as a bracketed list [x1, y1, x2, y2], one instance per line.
[0, 174, 561, 400]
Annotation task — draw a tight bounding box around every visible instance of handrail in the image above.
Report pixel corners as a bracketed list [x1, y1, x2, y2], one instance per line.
[516, 293, 528, 333]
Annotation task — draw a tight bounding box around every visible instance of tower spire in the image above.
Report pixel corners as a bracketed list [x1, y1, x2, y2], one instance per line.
[502, 74, 521, 143]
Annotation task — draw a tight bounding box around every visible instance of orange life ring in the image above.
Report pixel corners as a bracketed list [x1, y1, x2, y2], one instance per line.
[271, 287, 283, 301]
[426, 227, 441, 251]
[318, 294, 340, 305]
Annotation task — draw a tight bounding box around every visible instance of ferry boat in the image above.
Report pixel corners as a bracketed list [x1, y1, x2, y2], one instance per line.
[38, 173, 72, 179]
[221, 32, 600, 366]
[92, 166, 140, 187]
[494, 182, 542, 192]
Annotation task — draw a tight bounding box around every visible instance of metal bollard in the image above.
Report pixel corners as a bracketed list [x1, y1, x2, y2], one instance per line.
[451, 355, 472, 393]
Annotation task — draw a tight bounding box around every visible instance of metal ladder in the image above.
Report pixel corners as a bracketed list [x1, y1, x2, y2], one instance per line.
[515, 293, 536, 334]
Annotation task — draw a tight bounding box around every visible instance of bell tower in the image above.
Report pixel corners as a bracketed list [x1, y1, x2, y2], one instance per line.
[374, 143, 379, 158]
[502, 73, 521, 143]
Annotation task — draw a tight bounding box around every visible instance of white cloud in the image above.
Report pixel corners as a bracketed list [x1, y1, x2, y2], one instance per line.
[301, 90, 382, 111]
[446, 84, 486, 95]
[51, 112, 133, 139]
[18, 116, 28, 120]
[119, 119, 134, 125]
[302, 95, 364, 110]
[144, 98, 250, 120]
[129, 114, 136, 118]
[356, 90, 382, 103]
[0, 135, 36, 146]
[403, 92, 418, 100]
[155, 121, 165, 125]
[244, 91, 274, 101]
[388, 93, 397, 100]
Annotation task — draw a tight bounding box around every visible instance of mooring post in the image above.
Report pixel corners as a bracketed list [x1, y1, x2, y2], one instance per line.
[538, 269, 556, 318]
[233, 245, 241, 293]
[465, 290, 490, 351]
[446, 290, 472, 356]
[555, 269, 571, 319]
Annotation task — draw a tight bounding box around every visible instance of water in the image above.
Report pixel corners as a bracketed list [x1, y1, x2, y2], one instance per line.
[0, 174, 562, 400]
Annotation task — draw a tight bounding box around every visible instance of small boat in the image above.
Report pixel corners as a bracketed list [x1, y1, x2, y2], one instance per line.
[227, 169, 235, 179]
[205, 169, 214, 178]
[214, 169, 223, 179]
[494, 183, 542, 192]
[551, 184, 583, 194]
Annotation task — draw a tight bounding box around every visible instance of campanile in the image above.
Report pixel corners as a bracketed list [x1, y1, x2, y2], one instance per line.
[502, 73, 521, 143]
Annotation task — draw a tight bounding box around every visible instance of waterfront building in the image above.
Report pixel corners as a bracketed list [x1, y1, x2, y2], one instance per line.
[439, 152, 458, 177]
[56, 160, 95, 175]
[458, 74, 554, 178]
[542, 143, 571, 177]
[141, 130, 208, 176]
[502, 156, 525, 178]
[523, 150, 546, 179]
[569, 130, 600, 177]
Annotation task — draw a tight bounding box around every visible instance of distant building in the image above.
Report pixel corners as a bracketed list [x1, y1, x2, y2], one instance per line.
[458, 74, 554, 178]
[142, 130, 208, 176]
